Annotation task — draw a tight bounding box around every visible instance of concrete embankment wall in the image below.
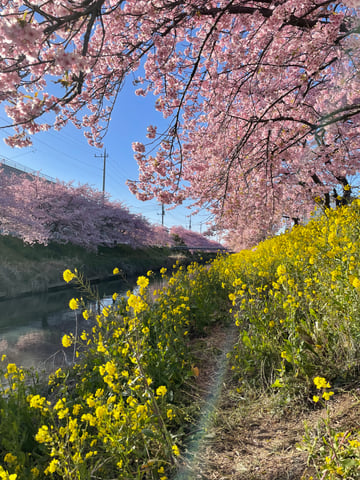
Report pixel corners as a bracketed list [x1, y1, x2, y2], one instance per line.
[0, 236, 217, 299]
[0, 238, 179, 299]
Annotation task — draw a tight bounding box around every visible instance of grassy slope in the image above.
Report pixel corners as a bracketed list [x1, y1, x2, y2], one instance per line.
[0, 235, 208, 298]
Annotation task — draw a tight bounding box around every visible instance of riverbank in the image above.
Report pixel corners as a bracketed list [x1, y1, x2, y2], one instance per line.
[2, 200, 360, 480]
[0, 235, 213, 299]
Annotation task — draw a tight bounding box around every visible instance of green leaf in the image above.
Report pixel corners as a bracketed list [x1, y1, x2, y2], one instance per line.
[141, 428, 155, 438]
[271, 378, 284, 388]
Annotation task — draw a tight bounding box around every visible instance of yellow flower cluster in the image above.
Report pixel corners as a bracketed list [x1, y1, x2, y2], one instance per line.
[20, 266, 207, 479]
[63, 269, 75, 283]
[11, 204, 360, 480]
[62, 334, 73, 348]
[156, 385, 167, 397]
[312, 377, 334, 403]
[210, 197, 360, 400]
[69, 298, 79, 310]
[127, 294, 145, 314]
[0, 466, 17, 480]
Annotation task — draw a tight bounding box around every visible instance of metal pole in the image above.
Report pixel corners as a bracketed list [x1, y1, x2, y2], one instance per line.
[102, 148, 107, 194]
[94, 149, 108, 196]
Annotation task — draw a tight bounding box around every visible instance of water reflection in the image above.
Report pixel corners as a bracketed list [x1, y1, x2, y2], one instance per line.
[0, 278, 129, 370]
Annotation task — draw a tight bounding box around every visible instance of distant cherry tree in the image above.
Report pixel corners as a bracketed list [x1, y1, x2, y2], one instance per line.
[149, 224, 174, 247]
[170, 226, 224, 251]
[0, 1, 359, 248]
[0, 169, 156, 250]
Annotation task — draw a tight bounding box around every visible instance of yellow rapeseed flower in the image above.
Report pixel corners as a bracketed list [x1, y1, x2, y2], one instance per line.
[276, 265, 286, 276]
[313, 377, 330, 389]
[127, 294, 147, 314]
[6, 363, 17, 374]
[172, 444, 180, 456]
[63, 269, 75, 283]
[95, 405, 107, 419]
[72, 404, 82, 415]
[45, 459, 59, 474]
[35, 425, 52, 444]
[62, 334, 72, 348]
[137, 275, 149, 289]
[322, 391, 334, 401]
[156, 385, 167, 397]
[69, 298, 79, 310]
[28, 394, 48, 410]
[167, 409, 175, 420]
[81, 413, 96, 426]
[0, 467, 17, 480]
[31, 467, 40, 477]
[105, 361, 117, 376]
[350, 276, 360, 289]
[4, 453, 17, 464]
[53, 398, 65, 410]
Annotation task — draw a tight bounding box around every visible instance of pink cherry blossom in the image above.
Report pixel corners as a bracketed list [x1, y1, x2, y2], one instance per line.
[0, 1, 359, 248]
[0, 167, 172, 250]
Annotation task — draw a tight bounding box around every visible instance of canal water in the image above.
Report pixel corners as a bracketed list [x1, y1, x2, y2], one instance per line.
[0, 278, 132, 371]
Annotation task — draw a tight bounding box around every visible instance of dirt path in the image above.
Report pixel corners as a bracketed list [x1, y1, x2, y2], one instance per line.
[174, 324, 239, 479]
[175, 325, 360, 480]
[198, 391, 360, 480]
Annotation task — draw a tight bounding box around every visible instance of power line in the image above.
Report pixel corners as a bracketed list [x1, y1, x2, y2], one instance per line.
[34, 136, 101, 172]
[0, 115, 102, 174]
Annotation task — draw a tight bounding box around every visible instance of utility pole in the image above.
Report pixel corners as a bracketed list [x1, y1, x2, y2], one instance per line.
[157, 203, 165, 226]
[185, 213, 191, 230]
[94, 148, 108, 195]
[161, 203, 165, 226]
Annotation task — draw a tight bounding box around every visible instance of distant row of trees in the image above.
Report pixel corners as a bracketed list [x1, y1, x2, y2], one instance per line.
[0, 169, 224, 252]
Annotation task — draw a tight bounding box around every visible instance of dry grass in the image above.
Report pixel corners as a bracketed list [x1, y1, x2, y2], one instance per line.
[178, 324, 360, 480]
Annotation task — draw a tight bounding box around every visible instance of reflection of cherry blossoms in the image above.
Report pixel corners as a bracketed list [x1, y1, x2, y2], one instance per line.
[0, 1, 359, 248]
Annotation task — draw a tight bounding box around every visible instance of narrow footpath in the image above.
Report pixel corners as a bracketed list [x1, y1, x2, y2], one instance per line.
[172, 325, 360, 480]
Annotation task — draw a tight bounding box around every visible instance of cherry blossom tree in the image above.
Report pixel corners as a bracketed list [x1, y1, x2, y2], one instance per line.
[149, 224, 174, 247]
[0, 169, 157, 249]
[1, 1, 360, 248]
[170, 225, 225, 251]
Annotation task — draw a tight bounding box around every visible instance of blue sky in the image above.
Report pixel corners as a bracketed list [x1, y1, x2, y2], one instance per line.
[0, 79, 211, 233]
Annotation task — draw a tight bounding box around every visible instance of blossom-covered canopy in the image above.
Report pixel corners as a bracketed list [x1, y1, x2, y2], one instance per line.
[1, 1, 359, 248]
